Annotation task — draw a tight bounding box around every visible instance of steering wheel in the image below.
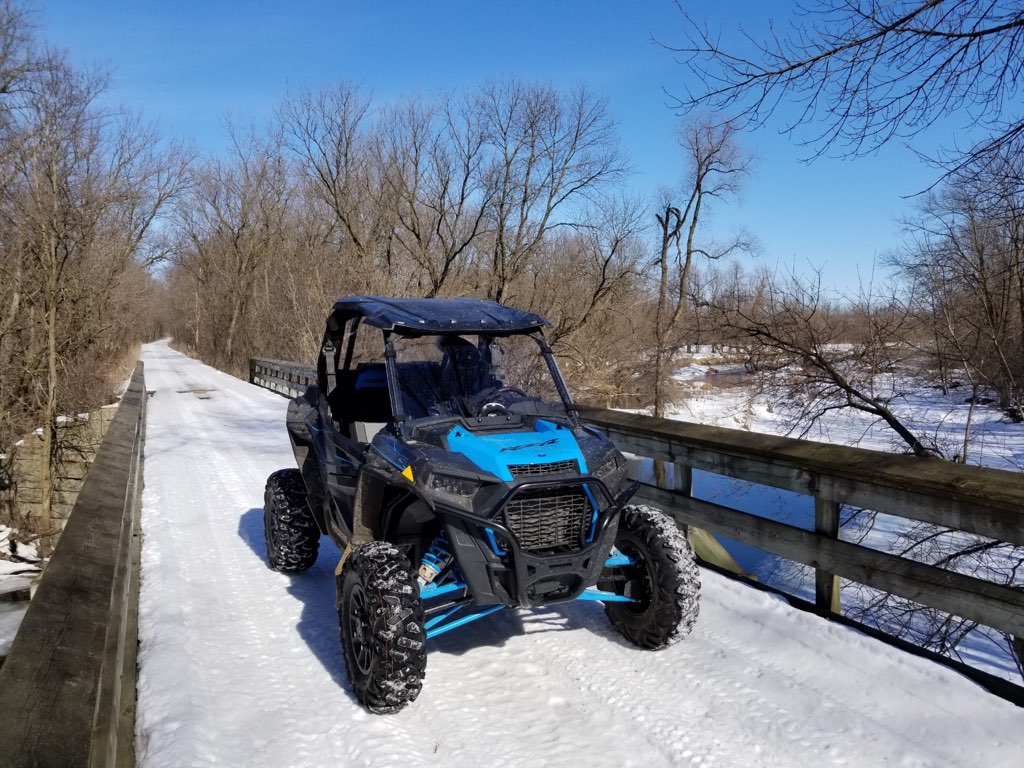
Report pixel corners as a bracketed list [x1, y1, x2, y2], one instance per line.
[477, 386, 527, 417]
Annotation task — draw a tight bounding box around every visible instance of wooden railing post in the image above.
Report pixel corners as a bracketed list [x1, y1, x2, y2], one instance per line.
[674, 462, 693, 496]
[671, 460, 748, 578]
[814, 498, 841, 615]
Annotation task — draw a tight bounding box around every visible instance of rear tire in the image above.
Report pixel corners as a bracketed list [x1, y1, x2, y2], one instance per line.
[602, 505, 701, 649]
[264, 468, 319, 572]
[339, 541, 427, 714]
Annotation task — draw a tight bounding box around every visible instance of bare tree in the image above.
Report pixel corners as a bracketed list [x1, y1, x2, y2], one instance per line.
[523, 195, 647, 401]
[712, 268, 939, 456]
[0, 40, 187, 538]
[476, 80, 627, 303]
[670, 0, 1024, 172]
[375, 96, 491, 297]
[893, 147, 1024, 422]
[651, 120, 753, 418]
[172, 128, 291, 371]
[543, 196, 646, 343]
[277, 84, 399, 294]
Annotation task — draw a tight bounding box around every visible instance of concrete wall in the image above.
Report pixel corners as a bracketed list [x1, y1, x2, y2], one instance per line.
[0, 407, 117, 550]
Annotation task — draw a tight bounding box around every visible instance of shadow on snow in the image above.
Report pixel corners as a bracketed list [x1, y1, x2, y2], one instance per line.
[237, 507, 354, 696]
[236, 506, 626, 689]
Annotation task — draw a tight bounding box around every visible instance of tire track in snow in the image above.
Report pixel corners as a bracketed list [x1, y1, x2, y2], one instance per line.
[169, 397, 310, 758]
[690, 581, 995, 768]
[139, 343, 445, 767]
[148, 378, 320, 762]
[176, 389, 448, 767]
[422, 610, 665, 768]
[517, 604, 733, 768]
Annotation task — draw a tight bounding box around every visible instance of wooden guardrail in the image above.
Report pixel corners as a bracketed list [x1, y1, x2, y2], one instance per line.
[0, 363, 146, 767]
[249, 357, 1024, 703]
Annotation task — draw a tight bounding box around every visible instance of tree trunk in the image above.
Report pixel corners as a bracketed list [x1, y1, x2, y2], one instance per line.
[40, 250, 58, 539]
[193, 288, 200, 351]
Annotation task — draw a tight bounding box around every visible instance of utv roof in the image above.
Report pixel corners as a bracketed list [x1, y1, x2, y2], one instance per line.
[329, 296, 549, 335]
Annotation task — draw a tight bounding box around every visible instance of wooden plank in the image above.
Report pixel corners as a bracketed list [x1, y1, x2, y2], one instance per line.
[634, 484, 1024, 639]
[0, 364, 146, 768]
[674, 462, 693, 496]
[88, 407, 141, 767]
[667, 459, 748, 577]
[114, 465, 143, 768]
[250, 357, 314, 373]
[603, 425, 1021, 543]
[581, 407, 1024, 546]
[93, 371, 145, 768]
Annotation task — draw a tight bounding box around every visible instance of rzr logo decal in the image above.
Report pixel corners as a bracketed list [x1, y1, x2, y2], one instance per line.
[499, 438, 559, 452]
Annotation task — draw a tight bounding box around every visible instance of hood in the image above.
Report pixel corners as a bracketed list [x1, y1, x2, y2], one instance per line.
[445, 419, 588, 481]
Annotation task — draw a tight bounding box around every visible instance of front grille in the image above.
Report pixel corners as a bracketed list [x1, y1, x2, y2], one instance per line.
[503, 487, 588, 552]
[507, 459, 578, 478]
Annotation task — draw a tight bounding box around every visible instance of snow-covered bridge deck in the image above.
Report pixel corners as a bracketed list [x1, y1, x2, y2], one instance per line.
[137, 340, 1022, 768]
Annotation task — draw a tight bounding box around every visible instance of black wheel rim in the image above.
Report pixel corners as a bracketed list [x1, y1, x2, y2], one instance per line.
[348, 582, 373, 675]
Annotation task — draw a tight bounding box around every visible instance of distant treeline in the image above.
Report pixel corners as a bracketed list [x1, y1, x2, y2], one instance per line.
[159, 80, 662, 403]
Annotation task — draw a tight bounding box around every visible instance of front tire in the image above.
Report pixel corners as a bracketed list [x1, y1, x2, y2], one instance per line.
[339, 541, 427, 714]
[264, 468, 319, 572]
[602, 505, 701, 649]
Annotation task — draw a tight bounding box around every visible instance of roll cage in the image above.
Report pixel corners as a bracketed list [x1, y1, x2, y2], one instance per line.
[317, 297, 579, 439]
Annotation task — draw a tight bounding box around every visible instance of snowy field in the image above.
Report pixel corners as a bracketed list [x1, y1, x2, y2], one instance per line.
[671, 356, 1023, 470]
[133, 340, 1021, 768]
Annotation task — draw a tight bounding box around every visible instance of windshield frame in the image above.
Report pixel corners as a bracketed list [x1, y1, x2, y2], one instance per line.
[383, 329, 578, 433]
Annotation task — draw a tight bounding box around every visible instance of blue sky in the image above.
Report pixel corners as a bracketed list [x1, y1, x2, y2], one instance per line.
[37, 0, 965, 292]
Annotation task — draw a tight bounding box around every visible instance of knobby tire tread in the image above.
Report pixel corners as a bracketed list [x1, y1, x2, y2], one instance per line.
[340, 541, 427, 714]
[264, 468, 319, 572]
[605, 504, 701, 649]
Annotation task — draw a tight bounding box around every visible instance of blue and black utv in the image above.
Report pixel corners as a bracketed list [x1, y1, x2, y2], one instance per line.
[264, 296, 700, 713]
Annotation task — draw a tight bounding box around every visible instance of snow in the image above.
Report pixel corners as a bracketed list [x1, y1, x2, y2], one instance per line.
[0, 603, 29, 657]
[0, 524, 40, 563]
[0, 558, 37, 582]
[0, 525, 39, 656]
[670, 374, 1023, 471]
[54, 413, 89, 425]
[135, 339, 1021, 767]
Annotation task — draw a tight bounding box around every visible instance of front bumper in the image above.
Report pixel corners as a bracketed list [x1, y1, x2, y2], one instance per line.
[436, 478, 636, 608]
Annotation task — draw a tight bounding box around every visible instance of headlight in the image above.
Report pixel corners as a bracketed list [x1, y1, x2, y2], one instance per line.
[593, 454, 626, 489]
[428, 472, 480, 498]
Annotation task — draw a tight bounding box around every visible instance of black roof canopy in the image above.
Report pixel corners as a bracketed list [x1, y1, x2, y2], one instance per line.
[329, 296, 549, 336]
